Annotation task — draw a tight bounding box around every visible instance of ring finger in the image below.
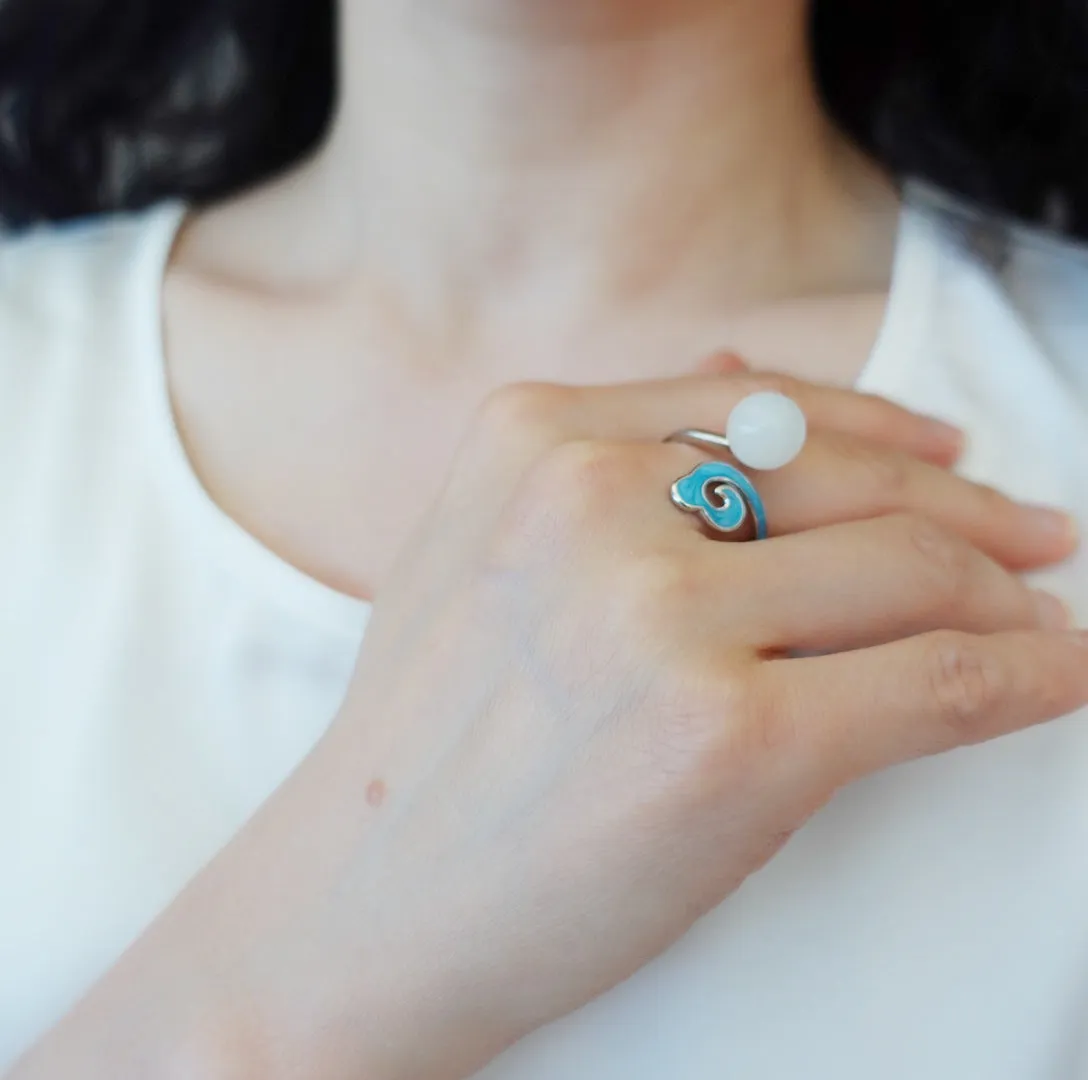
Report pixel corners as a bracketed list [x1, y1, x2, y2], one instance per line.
[724, 514, 1072, 655]
[747, 434, 1073, 570]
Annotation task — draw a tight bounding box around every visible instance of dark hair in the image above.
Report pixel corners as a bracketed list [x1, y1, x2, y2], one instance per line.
[2, 1, 1087, 234]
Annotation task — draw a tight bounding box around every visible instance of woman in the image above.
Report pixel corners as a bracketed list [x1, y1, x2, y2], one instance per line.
[3, 1, 1088, 1077]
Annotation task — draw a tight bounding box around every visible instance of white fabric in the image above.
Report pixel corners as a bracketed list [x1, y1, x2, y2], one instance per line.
[1, 190, 1088, 1077]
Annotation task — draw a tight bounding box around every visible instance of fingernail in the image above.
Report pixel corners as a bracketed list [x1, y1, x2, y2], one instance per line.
[699, 351, 749, 376]
[1025, 506, 1079, 543]
[924, 417, 965, 446]
[1034, 590, 1074, 629]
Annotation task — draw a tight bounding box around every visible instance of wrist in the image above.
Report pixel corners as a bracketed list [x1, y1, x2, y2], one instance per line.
[178, 730, 504, 1080]
[245, 879, 510, 1080]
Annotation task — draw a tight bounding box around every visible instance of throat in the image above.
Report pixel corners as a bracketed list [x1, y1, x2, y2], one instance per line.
[185, 0, 896, 322]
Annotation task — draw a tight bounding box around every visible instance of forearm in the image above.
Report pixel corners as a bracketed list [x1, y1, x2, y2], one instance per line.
[5, 905, 283, 1080]
[7, 943, 460, 1080]
[7, 955, 424, 1080]
[4, 728, 484, 1080]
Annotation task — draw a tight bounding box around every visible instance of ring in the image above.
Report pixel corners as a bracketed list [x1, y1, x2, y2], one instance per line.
[668, 456, 769, 540]
[665, 391, 807, 542]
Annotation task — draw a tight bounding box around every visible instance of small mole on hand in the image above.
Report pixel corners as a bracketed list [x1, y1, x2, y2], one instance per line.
[366, 779, 387, 809]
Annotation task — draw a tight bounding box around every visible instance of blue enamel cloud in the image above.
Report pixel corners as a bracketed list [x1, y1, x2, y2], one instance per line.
[670, 462, 768, 540]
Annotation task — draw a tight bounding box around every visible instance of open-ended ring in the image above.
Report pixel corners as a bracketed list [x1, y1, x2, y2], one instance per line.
[664, 391, 807, 542]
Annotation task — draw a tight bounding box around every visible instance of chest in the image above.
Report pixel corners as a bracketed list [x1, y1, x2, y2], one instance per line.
[162, 270, 887, 601]
[9, 253, 1087, 1074]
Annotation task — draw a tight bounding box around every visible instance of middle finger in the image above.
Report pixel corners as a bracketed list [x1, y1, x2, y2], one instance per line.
[741, 433, 1074, 571]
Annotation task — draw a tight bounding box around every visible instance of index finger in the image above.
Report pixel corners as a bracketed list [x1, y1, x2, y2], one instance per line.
[572, 371, 964, 467]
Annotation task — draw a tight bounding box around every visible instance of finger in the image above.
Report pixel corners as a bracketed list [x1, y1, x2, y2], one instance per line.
[693, 351, 750, 377]
[648, 432, 1073, 570]
[761, 629, 1088, 790]
[728, 515, 1071, 653]
[572, 372, 964, 466]
[451, 372, 962, 514]
[752, 433, 1075, 571]
[604, 439, 1070, 575]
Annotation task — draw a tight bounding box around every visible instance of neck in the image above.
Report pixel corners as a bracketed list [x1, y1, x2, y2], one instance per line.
[222, 2, 897, 334]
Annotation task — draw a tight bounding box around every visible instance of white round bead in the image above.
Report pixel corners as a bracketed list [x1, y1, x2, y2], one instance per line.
[726, 391, 808, 471]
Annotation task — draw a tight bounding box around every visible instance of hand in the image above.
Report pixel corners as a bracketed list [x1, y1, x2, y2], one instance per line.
[14, 370, 1079, 1080]
[312, 370, 1080, 1079]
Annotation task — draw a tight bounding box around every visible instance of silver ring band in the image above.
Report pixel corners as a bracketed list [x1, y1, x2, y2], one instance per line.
[664, 428, 769, 541]
[664, 429, 734, 457]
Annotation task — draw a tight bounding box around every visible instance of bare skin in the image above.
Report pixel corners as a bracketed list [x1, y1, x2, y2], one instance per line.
[165, 0, 898, 600]
[8, 374, 1081, 1080]
[8, 2, 1084, 1079]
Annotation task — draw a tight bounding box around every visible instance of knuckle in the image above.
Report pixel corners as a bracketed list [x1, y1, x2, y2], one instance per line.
[836, 439, 910, 506]
[738, 672, 800, 763]
[738, 371, 798, 398]
[490, 441, 633, 564]
[537, 440, 635, 517]
[897, 514, 972, 606]
[616, 552, 700, 628]
[691, 669, 797, 780]
[649, 666, 766, 788]
[923, 633, 1009, 739]
[735, 682, 797, 766]
[971, 480, 1011, 521]
[475, 382, 575, 444]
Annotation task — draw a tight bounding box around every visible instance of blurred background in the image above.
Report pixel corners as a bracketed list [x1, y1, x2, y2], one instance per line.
[0, 1, 1087, 235]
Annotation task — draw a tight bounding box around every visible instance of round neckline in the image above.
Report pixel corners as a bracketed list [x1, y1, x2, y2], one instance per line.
[855, 188, 939, 397]
[133, 194, 930, 637]
[135, 200, 371, 639]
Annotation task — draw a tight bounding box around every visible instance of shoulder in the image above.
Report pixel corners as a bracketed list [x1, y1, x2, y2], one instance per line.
[907, 182, 1088, 357]
[0, 203, 184, 343]
[0, 203, 183, 429]
[0, 204, 184, 508]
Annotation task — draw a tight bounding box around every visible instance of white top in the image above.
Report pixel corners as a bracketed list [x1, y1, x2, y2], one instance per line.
[1, 191, 1088, 1078]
